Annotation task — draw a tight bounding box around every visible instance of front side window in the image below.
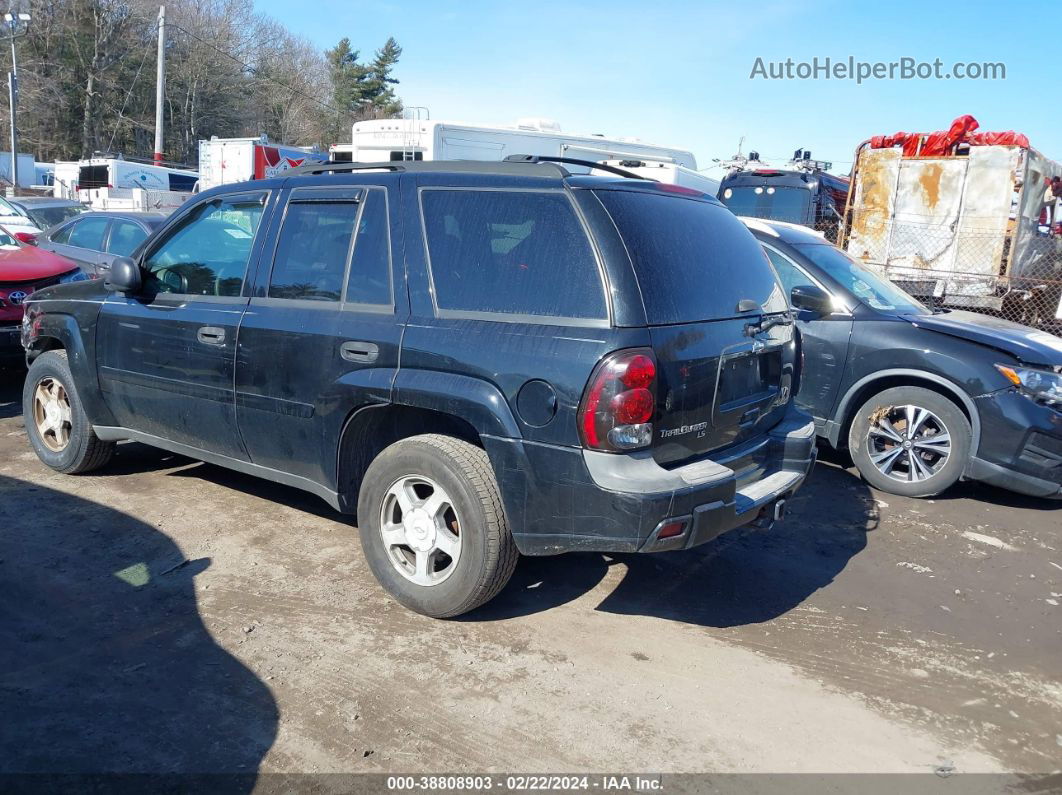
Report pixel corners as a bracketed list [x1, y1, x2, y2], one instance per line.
[144, 193, 266, 297]
[269, 199, 358, 301]
[421, 189, 606, 321]
[794, 243, 929, 315]
[107, 220, 150, 257]
[763, 246, 816, 298]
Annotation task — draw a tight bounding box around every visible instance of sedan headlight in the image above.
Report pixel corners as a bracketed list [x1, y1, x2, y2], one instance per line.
[995, 364, 1062, 407]
[58, 269, 89, 284]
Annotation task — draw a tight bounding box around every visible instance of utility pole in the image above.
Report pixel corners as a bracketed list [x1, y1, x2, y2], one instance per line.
[4, 8, 30, 194]
[153, 5, 165, 166]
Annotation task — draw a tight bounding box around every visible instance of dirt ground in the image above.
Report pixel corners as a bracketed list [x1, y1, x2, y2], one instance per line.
[1, 366, 1060, 779]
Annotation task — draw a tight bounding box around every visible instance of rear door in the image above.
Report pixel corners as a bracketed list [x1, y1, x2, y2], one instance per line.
[100, 219, 152, 274]
[234, 181, 405, 486]
[593, 188, 795, 467]
[44, 216, 108, 274]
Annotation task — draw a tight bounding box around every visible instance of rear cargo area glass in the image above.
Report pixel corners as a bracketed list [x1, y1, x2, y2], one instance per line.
[595, 190, 785, 324]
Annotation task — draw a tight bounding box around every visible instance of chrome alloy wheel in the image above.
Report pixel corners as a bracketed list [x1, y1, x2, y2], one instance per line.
[379, 474, 462, 586]
[33, 377, 73, 452]
[866, 404, 952, 483]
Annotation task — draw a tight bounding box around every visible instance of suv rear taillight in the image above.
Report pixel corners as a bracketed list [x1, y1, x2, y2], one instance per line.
[578, 348, 657, 452]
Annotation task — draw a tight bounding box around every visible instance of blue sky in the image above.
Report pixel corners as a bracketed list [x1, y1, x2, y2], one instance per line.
[255, 0, 1059, 176]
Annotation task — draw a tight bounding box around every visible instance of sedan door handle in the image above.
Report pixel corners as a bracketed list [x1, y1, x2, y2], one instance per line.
[340, 340, 379, 363]
[197, 326, 226, 345]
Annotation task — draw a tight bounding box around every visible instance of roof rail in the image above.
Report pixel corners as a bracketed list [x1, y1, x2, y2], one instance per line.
[502, 154, 652, 180]
[284, 159, 574, 178]
[286, 161, 407, 176]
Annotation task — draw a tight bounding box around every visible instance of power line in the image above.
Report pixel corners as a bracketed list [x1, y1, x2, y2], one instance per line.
[164, 20, 358, 122]
[105, 36, 156, 153]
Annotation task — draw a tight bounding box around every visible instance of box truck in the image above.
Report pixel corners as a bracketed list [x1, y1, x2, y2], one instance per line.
[197, 136, 327, 192]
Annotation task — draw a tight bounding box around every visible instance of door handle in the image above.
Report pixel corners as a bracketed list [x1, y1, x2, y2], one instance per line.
[197, 326, 226, 345]
[340, 340, 379, 363]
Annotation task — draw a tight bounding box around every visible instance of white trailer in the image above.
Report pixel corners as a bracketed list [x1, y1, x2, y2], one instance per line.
[594, 158, 719, 194]
[73, 157, 198, 193]
[330, 118, 697, 171]
[197, 136, 327, 192]
[77, 186, 191, 214]
[51, 162, 81, 199]
[50, 157, 199, 211]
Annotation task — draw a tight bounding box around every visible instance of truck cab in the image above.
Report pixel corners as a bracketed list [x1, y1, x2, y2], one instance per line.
[719, 153, 850, 241]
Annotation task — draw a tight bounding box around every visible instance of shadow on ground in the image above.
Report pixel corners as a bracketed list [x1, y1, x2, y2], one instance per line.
[0, 473, 278, 782]
[467, 449, 880, 625]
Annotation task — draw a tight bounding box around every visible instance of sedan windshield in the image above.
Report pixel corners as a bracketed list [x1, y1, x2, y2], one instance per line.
[25, 205, 85, 228]
[794, 243, 930, 315]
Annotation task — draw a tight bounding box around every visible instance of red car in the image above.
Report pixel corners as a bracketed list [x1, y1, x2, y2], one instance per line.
[0, 225, 84, 359]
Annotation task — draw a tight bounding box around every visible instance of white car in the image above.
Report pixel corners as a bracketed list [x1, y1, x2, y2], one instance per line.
[0, 195, 48, 240]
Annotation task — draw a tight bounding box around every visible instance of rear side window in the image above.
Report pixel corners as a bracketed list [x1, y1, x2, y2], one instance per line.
[68, 216, 109, 250]
[269, 199, 358, 301]
[345, 189, 392, 306]
[596, 190, 786, 323]
[107, 220, 149, 256]
[421, 189, 606, 321]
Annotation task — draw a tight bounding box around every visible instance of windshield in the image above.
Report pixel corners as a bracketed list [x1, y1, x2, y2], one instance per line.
[794, 243, 930, 315]
[720, 185, 812, 224]
[0, 196, 26, 217]
[25, 205, 85, 228]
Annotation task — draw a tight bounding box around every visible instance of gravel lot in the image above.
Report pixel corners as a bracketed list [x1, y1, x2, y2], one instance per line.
[1, 366, 1059, 777]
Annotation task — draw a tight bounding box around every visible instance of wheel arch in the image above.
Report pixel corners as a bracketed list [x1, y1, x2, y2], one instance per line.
[333, 401, 498, 515]
[829, 369, 981, 452]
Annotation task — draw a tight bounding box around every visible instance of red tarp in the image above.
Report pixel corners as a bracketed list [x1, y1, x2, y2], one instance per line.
[868, 115, 1030, 156]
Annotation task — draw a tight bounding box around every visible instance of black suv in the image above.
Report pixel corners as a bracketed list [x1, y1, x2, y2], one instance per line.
[20, 158, 816, 617]
[744, 218, 1062, 500]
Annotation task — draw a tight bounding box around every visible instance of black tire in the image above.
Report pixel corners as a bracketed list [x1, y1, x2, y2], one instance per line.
[357, 434, 518, 618]
[22, 350, 115, 474]
[848, 385, 971, 498]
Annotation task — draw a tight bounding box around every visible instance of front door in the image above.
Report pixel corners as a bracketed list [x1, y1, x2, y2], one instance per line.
[96, 190, 273, 459]
[235, 182, 405, 486]
[763, 244, 854, 423]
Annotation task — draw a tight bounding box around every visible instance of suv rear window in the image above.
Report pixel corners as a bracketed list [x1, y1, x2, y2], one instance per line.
[421, 189, 607, 322]
[595, 190, 786, 324]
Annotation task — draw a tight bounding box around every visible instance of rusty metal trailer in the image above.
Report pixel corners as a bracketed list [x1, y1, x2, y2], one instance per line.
[839, 143, 1062, 326]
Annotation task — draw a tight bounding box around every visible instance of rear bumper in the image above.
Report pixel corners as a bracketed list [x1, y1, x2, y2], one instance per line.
[485, 405, 818, 555]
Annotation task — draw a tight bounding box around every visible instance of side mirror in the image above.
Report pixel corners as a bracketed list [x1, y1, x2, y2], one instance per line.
[790, 284, 833, 316]
[105, 256, 142, 294]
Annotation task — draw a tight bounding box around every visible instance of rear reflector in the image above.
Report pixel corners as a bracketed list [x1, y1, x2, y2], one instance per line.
[657, 519, 688, 539]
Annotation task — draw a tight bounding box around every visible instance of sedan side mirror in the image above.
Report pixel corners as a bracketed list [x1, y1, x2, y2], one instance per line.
[790, 284, 834, 316]
[105, 256, 143, 294]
